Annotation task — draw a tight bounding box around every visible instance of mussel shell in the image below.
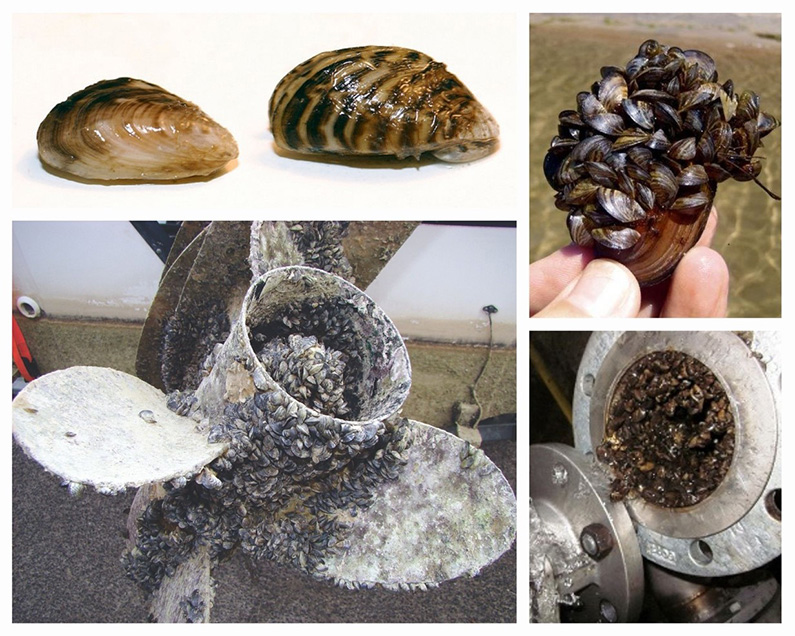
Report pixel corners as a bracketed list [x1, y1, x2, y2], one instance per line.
[645, 129, 671, 152]
[570, 134, 612, 163]
[597, 186, 646, 223]
[567, 212, 595, 247]
[682, 49, 717, 82]
[669, 189, 713, 214]
[577, 93, 625, 136]
[649, 162, 678, 208]
[591, 183, 716, 286]
[733, 90, 760, 123]
[678, 82, 722, 112]
[623, 99, 655, 130]
[613, 130, 652, 152]
[667, 136, 697, 161]
[677, 164, 709, 186]
[757, 111, 780, 137]
[37, 78, 239, 181]
[591, 226, 642, 250]
[598, 72, 628, 113]
[268, 46, 499, 163]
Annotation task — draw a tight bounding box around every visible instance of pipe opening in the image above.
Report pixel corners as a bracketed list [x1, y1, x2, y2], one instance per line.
[243, 266, 411, 423]
[598, 350, 735, 508]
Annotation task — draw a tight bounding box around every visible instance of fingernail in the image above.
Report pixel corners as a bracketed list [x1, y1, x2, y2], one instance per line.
[567, 260, 638, 317]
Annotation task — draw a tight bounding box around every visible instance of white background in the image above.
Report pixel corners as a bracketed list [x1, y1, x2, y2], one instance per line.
[11, 12, 518, 213]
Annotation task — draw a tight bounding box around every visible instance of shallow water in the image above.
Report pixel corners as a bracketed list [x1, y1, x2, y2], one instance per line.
[529, 14, 781, 317]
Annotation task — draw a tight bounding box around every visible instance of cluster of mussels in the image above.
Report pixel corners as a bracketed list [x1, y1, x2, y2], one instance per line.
[258, 334, 350, 418]
[123, 296, 412, 594]
[160, 301, 231, 392]
[544, 39, 780, 286]
[253, 295, 375, 418]
[286, 221, 354, 282]
[597, 350, 735, 508]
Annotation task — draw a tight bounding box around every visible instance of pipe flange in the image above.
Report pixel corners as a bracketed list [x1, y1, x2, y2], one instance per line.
[530, 443, 644, 622]
[573, 332, 781, 577]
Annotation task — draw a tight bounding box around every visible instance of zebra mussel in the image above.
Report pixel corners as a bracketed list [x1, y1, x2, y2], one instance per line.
[544, 39, 780, 286]
[258, 334, 350, 417]
[37, 78, 238, 181]
[269, 46, 499, 163]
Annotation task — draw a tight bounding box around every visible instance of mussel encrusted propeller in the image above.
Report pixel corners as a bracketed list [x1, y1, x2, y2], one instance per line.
[544, 39, 780, 286]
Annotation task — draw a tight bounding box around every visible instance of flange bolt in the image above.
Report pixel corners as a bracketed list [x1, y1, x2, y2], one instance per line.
[580, 523, 614, 561]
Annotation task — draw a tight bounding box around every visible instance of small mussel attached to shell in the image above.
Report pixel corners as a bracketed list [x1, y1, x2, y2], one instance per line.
[544, 39, 780, 286]
[268, 46, 499, 163]
[37, 78, 239, 181]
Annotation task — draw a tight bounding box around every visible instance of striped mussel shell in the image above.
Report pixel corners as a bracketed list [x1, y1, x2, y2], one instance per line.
[37, 78, 239, 181]
[268, 46, 499, 163]
[544, 39, 780, 286]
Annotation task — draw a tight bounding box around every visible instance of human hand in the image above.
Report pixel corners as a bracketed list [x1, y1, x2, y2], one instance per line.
[529, 206, 728, 318]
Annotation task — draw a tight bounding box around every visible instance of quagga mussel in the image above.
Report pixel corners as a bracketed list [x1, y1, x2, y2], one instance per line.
[268, 46, 499, 163]
[37, 78, 239, 181]
[544, 39, 780, 286]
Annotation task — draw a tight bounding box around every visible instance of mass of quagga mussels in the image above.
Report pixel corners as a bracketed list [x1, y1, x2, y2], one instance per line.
[597, 350, 735, 508]
[123, 282, 414, 594]
[284, 221, 354, 282]
[268, 46, 500, 163]
[160, 221, 354, 394]
[544, 39, 780, 286]
[37, 78, 239, 181]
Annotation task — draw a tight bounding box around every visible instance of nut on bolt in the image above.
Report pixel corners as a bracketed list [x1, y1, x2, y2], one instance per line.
[580, 523, 614, 561]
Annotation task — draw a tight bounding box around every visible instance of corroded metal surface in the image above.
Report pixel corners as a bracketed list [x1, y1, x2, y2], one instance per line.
[324, 421, 515, 589]
[12, 366, 226, 493]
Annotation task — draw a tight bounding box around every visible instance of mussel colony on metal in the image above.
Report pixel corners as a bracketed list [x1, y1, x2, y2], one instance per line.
[160, 221, 354, 395]
[123, 268, 414, 595]
[35, 47, 499, 181]
[543, 39, 780, 286]
[598, 350, 735, 508]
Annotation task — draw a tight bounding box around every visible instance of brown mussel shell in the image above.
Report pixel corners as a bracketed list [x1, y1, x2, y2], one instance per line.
[37, 78, 239, 181]
[268, 46, 499, 163]
[579, 182, 715, 286]
[545, 39, 780, 286]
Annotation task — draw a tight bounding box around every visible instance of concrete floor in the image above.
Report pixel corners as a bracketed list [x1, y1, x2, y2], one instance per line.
[12, 317, 516, 623]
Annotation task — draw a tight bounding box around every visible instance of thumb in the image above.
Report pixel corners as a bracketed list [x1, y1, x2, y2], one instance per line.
[533, 259, 641, 318]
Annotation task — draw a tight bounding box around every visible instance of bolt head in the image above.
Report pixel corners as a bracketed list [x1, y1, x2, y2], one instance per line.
[580, 523, 614, 560]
